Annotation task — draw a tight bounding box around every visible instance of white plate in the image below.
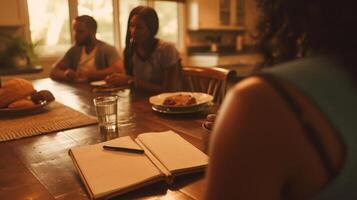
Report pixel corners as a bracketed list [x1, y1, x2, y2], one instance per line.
[90, 80, 108, 87]
[149, 92, 213, 109]
[152, 102, 212, 114]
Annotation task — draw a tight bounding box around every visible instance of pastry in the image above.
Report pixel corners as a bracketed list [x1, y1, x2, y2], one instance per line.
[8, 98, 35, 109]
[31, 90, 55, 104]
[163, 94, 197, 106]
[0, 78, 36, 108]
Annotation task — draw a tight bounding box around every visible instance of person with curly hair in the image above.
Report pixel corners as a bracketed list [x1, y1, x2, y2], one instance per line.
[205, 0, 357, 199]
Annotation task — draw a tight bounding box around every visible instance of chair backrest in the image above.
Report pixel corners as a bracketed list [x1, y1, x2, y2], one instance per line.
[182, 66, 237, 104]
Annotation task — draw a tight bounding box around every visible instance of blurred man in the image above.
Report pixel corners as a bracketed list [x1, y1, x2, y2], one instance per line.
[50, 15, 122, 82]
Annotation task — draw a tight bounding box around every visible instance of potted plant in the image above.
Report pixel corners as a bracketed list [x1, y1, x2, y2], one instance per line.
[0, 35, 38, 69]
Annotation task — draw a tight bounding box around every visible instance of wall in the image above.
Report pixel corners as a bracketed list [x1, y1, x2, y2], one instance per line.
[185, 0, 260, 53]
[243, 0, 260, 46]
[0, 0, 31, 41]
[0, 0, 55, 79]
[187, 30, 239, 51]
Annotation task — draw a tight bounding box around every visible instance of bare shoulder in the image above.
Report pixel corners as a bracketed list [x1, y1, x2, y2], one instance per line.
[206, 75, 341, 199]
[206, 76, 300, 199]
[232, 76, 278, 98]
[220, 76, 290, 120]
[219, 75, 313, 148]
[213, 76, 296, 145]
[206, 76, 298, 199]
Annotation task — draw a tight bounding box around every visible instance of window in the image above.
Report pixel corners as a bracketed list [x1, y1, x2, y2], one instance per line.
[118, 0, 180, 49]
[27, 0, 71, 56]
[78, 0, 115, 45]
[154, 1, 179, 45]
[118, 0, 147, 48]
[27, 0, 183, 57]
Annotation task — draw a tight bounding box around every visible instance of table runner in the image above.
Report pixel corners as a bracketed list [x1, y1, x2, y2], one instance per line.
[0, 101, 98, 142]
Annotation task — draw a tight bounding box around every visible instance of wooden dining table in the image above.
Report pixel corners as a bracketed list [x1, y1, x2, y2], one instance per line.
[0, 78, 212, 200]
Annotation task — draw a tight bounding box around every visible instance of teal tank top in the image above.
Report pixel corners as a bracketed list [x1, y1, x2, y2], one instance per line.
[265, 54, 357, 199]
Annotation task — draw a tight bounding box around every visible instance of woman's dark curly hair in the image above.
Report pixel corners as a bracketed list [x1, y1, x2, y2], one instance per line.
[256, 0, 357, 69]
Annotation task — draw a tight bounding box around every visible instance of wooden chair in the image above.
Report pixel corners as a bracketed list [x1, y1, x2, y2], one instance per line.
[182, 66, 237, 104]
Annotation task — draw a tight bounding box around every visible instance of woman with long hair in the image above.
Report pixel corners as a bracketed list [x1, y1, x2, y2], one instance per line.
[106, 6, 182, 92]
[205, 0, 357, 199]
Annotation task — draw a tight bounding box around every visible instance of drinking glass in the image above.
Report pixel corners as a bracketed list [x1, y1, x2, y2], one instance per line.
[93, 96, 118, 130]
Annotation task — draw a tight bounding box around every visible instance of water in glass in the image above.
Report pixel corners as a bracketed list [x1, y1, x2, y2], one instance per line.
[94, 96, 118, 129]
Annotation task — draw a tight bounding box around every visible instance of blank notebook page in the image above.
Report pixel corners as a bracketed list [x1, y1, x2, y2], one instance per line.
[137, 131, 208, 173]
[70, 136, 163, 199]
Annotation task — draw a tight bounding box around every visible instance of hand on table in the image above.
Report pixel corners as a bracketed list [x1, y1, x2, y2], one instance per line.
[105, 73, 133, 87]
[64, 69, 77, 80]
[76, 68, 99, 81]
[204, 114, 216, 131]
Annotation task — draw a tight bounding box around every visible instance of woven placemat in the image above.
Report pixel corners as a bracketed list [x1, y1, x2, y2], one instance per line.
[0, 101, 98, 142]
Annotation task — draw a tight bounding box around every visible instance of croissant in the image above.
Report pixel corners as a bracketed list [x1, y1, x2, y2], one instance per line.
[0, 78, 36, 108]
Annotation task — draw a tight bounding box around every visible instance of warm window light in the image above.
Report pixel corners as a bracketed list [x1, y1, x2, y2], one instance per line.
[118, 0, 180, 48]
[26, 0, 181, 56]
[27, 0, 71, 56]
[78, 0, 115, 45]
[119, 0, 147, 48]
[45, 5, 67, 45]
[155, 1, 179, 43]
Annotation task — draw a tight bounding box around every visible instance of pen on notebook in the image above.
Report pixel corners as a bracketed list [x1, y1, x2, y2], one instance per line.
[102, 145, 145, 154]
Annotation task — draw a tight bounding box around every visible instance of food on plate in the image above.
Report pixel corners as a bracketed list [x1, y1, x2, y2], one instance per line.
[8, 98, 35, 109]
[31, 90, 55, 104]
[0, 78, 55, 109]
[163, 94, 197, 106]
[0, 78, 36, 108]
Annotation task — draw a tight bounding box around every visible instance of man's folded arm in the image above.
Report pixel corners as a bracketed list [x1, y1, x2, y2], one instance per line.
[50, 59, 74, 81]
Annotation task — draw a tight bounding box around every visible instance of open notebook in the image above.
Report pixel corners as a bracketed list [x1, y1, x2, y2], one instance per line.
[69, 130, 208, 200]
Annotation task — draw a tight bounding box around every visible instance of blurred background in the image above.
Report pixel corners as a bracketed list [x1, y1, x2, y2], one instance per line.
[0, 0, 263, 79]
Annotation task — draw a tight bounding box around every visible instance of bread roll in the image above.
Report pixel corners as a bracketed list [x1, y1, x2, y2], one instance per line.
[31, 90, 55, 104]
[8, 98, 35, 109]
[0, 78, 36, 108]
